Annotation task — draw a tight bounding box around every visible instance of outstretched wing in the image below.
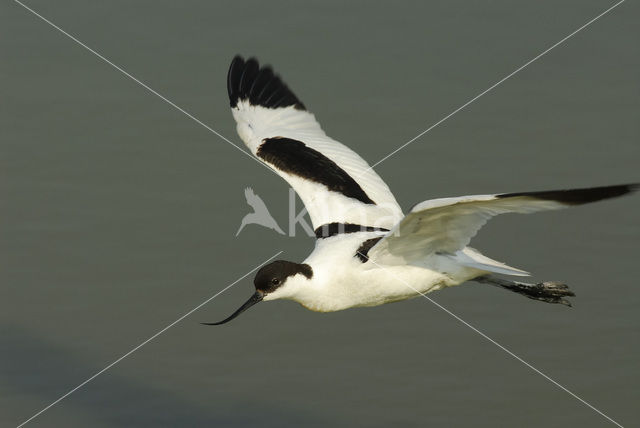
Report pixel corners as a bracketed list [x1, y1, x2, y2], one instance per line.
[228, 56, 403, 233]
[368, 184, 637, 265]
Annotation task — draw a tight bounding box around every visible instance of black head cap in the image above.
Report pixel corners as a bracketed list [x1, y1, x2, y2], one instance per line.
[202, 260, 313, 326]
[254, 260, 313, 294]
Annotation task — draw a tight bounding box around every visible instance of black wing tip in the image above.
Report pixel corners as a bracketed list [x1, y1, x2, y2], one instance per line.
[498, 183, 639, 205]
[227, 55, 306, 110]
[227, 56, 245, 108]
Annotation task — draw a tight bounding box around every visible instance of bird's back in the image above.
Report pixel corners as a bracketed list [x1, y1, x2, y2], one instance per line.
[296, 232, 470, 311]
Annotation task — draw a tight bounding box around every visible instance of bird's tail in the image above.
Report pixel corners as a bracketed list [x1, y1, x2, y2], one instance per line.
[452, 247, 530, 276]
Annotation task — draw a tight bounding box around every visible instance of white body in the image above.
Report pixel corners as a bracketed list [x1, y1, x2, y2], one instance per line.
[264, 232, 482, 312]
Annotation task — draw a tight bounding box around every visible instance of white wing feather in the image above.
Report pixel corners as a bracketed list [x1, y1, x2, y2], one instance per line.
[228, 57, 403, 230]
[233, 104, 403, 228]
[368, 184, 636, 265]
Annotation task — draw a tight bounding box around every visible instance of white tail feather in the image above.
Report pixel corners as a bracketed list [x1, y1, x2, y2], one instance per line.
[452, 247, 530, 276]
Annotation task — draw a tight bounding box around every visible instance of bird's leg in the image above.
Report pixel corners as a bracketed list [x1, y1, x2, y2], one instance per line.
[474, 275, 575, 307]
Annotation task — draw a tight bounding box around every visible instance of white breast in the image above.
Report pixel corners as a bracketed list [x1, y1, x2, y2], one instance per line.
[292, 234, 476, 312]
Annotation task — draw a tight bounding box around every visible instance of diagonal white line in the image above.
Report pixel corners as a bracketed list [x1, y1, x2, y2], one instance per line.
[15, 251, 283, 428]
[13, 0, 275, 175]
[369, 0, 625, 170]
[362, 255, 624, 427]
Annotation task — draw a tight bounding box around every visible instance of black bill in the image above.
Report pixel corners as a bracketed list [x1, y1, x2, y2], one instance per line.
[201, 291, 264, 325]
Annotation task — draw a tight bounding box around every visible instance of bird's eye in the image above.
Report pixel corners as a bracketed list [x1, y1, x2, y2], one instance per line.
[271, 278, 280, 285]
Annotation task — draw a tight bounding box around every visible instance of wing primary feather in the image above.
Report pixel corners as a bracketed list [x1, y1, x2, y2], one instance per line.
[227, 55, 245, 108]
[249, 67, 275, 105]
[497, 183, 638, 205]
[262, 86, 289, 108]
[239, 58, 260, 99]
[255, 76, 281, 105]
[228, 55, 305, 110]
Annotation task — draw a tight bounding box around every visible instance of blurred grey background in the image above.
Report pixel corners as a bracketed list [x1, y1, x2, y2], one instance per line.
[1, 1, 638, 427]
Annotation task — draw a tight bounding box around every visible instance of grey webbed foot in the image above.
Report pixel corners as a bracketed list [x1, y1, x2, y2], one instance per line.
[475, 276, 575, 306]
[508, 281, 575, 306]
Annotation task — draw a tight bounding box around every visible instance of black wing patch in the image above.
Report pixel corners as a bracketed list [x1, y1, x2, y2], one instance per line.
[228, 56, 306, 110]
[315, 223, 389, 239]
[257, 137, 376, 205]
[497, 184, 638, 205]
[355, 237, 384, 263]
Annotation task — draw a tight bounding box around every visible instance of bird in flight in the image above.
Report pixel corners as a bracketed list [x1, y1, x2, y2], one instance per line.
[236, 187, 285, 236]
[205, 56, 636, 325]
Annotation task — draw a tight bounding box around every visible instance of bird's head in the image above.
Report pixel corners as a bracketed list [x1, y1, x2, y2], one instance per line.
[203, 260, 313, 325]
